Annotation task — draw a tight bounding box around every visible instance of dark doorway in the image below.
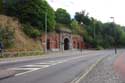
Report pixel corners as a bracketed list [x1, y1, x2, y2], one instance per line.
[77, 43, 80, 49]
[64, 38, 70, 50]
[47, 39, 50, 50]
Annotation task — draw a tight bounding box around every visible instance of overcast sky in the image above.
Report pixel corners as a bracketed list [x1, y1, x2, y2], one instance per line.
[47, 0, 125, 26]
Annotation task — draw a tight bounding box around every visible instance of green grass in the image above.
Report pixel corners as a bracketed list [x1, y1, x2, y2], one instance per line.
[0, 51, 44, 58]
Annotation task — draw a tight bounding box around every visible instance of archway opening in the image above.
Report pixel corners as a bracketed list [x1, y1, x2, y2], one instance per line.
[64, 38, 70, 50]
[47, 39, 50, 50]
[77, 42, 80, 49]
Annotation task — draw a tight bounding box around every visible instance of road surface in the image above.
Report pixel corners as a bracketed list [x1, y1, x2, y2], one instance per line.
[0, 50, 123, 83]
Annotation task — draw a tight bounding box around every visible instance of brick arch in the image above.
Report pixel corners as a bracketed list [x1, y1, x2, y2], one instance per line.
[63, 36, 70, 42]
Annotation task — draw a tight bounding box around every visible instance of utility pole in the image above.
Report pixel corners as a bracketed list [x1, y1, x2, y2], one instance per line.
[110, 17, 117, 54]
[45, 12, 47, 53]
[0, 0, 3, 14]
[93, 20, 96, 39]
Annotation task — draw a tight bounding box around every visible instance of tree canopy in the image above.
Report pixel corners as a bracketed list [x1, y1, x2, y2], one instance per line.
[74, 10, 125, 49]
[4, 0, 55, 32]
[55, 8, 71, 25]
[75, 11, 91, 25]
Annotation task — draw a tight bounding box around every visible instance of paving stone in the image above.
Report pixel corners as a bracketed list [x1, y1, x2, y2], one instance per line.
[0, 69, 16, 80]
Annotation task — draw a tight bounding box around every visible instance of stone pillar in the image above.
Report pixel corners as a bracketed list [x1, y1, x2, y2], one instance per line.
[70, 34, 73, 50]
[59, 33, 63, 51]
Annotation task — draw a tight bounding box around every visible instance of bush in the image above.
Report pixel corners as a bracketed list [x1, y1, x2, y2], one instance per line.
[31, 28, 41, 38]
[96, 45, 104, 50]
[22, 23, 41, 38]
[0, 26, 15, 48]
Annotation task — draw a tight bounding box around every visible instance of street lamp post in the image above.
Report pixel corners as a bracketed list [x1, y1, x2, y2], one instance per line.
[110, 17, 117, 54]
[0, 0, 2, 14]
[93, 20, 96, 39]
[45, 12, 47, 53]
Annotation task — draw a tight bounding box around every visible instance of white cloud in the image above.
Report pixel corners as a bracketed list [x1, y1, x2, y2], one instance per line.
[47, 0, 125, 26]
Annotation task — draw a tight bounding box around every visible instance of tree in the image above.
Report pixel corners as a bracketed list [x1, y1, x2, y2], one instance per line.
[119, 29, 125, 46]
[75, 11, 91, 25]
[4, 0, 55, 32]
[70, 19, 79, 33]
[70, 19, 84, 35]
[74, 10, 125, 49]
[55, 8, 71, 25]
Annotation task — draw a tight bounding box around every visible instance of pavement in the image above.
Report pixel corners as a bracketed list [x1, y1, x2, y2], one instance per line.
[0, 69, 16, 80]
[80, 50, 124, 83]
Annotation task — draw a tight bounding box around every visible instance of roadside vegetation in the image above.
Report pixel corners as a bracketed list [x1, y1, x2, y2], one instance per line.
[0, 15, 42, 52]
[0, 0, 125, 51]
[74, 11, 125, 48]
[0, 25, 15, 48]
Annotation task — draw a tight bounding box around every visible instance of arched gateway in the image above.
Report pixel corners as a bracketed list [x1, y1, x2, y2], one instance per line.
[41, 28, 84, 51]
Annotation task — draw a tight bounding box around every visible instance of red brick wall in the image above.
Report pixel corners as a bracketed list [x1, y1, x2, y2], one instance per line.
[41, 33, 60, 50]
[72, 35, 85, 49]
[41, 33, 85, 51]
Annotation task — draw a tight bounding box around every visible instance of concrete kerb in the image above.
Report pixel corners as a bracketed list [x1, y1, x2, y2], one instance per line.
[0, 69, 16, 80]
[71, 55, 109, 83]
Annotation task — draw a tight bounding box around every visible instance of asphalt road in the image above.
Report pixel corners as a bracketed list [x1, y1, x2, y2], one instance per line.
[0, 50, 117, 83]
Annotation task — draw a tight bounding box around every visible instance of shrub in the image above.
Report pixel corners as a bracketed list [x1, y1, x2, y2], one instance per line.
[22, 23, 41, 38]
[96, 45, 104, 50]
[31, 28, 41, 38]
[0, 26, 15, 48]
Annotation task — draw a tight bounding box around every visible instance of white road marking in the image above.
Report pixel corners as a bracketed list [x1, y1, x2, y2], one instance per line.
[24, 64, 50, 68]
[12, 52, 105, 76]
[15, 68, 40, 76]
[11, 68, 40, 70]
[13, 61, 64, 76]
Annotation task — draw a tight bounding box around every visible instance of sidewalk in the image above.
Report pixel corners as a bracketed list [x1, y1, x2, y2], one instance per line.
[81, 52, 122, 83]
[0, 69, 16, 80]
